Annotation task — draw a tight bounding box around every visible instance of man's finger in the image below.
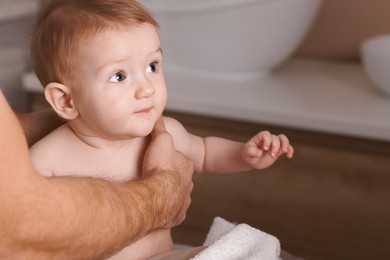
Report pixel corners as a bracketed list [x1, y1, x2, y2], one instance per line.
[151, 117, 167, 138]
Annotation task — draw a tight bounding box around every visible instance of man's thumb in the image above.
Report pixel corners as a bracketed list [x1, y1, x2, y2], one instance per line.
[151, 117, 167, 139]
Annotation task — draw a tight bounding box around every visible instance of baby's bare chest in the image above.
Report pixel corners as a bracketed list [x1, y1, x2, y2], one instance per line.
[53, 141, 148, 182]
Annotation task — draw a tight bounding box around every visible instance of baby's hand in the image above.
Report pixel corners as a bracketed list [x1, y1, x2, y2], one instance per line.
[242, 131, 294, 170]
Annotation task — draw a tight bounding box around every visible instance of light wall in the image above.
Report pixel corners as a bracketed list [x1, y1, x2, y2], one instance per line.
[33, 0, 390, 63]
[296, 0, 390, 61]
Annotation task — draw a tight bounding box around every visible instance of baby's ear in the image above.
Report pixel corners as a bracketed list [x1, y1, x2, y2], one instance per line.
[44, 82, 78, 120]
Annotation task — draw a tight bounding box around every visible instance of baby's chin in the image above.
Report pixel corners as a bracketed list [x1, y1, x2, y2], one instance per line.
[133, 121, 155, 138]
[127, 113, 161, 138]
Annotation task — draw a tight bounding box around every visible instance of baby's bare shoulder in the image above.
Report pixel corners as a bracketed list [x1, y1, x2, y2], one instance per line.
[163, 116, 187, 135]
[29, 124, 86, 176]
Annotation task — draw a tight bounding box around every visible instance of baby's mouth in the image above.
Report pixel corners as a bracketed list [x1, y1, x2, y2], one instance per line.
[135, 106, 152, 114]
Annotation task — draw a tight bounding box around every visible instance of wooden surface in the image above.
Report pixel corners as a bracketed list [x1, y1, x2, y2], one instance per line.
[166, 111, 390, 260]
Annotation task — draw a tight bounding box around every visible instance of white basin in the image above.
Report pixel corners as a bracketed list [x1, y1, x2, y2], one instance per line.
[140, 0, 323, 81]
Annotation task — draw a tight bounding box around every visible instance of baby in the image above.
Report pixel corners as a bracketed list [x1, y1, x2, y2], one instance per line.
[29, 0, 294, 259]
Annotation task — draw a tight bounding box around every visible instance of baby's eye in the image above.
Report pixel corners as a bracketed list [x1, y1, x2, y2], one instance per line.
[109, 72, 126, 82]
[146, 62, 158, 73]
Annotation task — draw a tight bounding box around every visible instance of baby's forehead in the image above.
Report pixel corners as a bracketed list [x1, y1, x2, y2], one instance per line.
[75, 22, 151, 47]
[69, 23, 160, 69]
[79, 23, 158, 49]
[71, 25, 128, 56]
[78, 24, 125, 44]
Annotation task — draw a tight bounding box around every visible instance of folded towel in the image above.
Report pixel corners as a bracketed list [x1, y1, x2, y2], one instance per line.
[191, 217, 281, 260]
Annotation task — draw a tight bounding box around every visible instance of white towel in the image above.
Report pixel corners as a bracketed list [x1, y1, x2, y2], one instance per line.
[191, 217, 281, 260]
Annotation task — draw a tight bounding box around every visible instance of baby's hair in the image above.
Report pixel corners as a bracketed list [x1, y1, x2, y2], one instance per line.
[31, 0, 158, 87]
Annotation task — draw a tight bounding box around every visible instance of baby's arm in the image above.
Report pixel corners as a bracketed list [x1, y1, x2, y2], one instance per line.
[164, 117, 294, 173]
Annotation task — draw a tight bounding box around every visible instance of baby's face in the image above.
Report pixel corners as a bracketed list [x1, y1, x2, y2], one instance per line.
[70, 23, 167, 139]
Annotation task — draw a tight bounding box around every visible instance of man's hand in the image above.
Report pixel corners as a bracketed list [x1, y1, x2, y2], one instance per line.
[143, 117, 194, 229]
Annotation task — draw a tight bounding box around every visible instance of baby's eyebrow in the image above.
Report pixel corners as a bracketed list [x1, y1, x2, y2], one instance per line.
[97, 47, 163, 73]
[154, 47, 163, 56]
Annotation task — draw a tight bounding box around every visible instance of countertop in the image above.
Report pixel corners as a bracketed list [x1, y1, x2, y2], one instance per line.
[164, 58, 390, 142]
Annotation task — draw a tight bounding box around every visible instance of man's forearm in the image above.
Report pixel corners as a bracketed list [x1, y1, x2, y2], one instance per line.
[1, 172, 163, 259]
[1, 148, 182, 260]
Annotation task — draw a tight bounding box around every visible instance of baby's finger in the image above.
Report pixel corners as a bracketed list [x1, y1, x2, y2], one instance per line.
[278, 134, 290, 153]
[286, 145, 294, 158]
[270, 135, 281, 157]
[258, 131, 272, 151]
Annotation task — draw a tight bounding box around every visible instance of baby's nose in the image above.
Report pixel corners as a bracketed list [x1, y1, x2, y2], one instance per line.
[135, 81, 154, 99]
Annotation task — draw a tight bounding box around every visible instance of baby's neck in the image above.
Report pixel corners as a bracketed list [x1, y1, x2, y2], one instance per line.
[66, 123, 138, 150]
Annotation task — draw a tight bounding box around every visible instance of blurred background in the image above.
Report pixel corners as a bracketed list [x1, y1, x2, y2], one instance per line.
[1, 0, 389, 259]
